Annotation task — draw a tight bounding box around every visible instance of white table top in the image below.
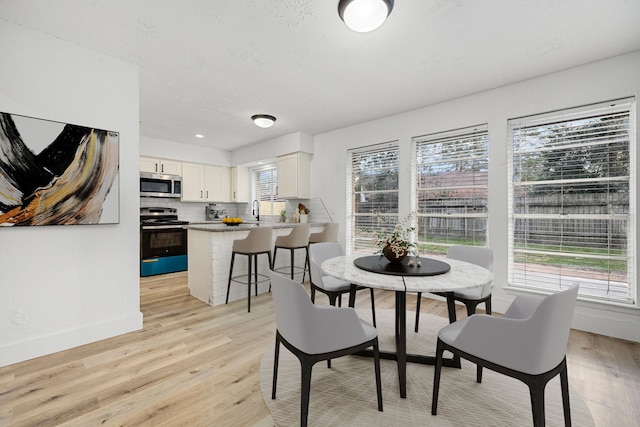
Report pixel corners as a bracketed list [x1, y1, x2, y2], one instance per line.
[321, 254, 493, 293]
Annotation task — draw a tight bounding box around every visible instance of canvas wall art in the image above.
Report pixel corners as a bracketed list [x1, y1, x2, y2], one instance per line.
[0, 112, 119, 226]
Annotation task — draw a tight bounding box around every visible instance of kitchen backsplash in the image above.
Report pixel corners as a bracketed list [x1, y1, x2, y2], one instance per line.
[140, 197, 334, 224]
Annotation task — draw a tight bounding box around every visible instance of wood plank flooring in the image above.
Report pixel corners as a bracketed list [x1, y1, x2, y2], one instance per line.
[1, 272, 638, 426]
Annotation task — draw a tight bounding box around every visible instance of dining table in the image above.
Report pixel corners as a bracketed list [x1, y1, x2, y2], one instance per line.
[321, 253, 493, 398]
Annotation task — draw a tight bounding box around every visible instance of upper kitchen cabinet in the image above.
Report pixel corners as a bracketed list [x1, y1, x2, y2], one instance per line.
[230, 166, 250, 203]
[277, 152, 311, 199]
[140, 157, 182, 175]
[212, 166, 231, 203]
[181, 163, 231, 202]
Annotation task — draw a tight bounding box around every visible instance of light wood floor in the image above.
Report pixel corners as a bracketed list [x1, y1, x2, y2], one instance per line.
[1, 272, 638, 426]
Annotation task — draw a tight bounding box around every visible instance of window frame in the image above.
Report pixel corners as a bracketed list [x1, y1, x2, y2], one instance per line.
[252, 165, 285, 218]
[411, 124, 490, 257]
[346, 141, 400, 255]
[507, 97, 636, 306]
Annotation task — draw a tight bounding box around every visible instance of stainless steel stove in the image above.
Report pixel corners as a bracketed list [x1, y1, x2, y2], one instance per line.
[140, 207, 189, 276]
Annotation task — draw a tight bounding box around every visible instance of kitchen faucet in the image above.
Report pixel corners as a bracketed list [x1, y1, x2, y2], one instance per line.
[252, 199, 260, 221]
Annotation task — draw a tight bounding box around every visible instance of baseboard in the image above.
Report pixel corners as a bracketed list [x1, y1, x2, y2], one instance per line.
[0, 311, 143, 367]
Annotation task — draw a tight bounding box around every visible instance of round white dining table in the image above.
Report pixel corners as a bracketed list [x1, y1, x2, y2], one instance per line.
[321, 254, 493, 399]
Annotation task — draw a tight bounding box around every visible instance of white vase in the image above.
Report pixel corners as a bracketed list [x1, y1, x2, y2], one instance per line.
[299, 214, 308, 223]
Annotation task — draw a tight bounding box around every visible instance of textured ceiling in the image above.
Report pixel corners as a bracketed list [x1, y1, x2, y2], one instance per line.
[1, 0, 639, 151]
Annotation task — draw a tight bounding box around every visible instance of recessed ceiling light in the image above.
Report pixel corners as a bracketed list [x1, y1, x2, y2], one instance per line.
[194, 134, 204, 138]
[338, 0, 394, 33]
[251, 114, 276, 128]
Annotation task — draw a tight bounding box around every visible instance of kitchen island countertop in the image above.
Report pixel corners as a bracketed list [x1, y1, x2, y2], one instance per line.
[187, 222, 327, 232]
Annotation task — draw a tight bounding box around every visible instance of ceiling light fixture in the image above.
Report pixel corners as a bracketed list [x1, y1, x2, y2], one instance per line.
[251, 114, 276, 128]
[338, 0, 394, 33]
[194, 134, 204, 138]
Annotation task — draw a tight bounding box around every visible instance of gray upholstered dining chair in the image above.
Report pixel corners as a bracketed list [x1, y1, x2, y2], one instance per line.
[269, 270, 383, 427]
[415, 245, 493, 332]
[432, 284, 579, 427]
[308, 242, 377, 327]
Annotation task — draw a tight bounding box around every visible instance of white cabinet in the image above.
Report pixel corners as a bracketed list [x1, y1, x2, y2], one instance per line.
[181, 163, 231, 202]
[277, 152, 311, 198]
[181, 162, 205, 201]
[205, 165, 231, 202]
[230, 166, 250, 203]
[139, 157, 181, 175]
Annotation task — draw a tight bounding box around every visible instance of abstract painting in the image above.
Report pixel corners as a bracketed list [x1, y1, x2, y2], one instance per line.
[0, 112, 119, 226]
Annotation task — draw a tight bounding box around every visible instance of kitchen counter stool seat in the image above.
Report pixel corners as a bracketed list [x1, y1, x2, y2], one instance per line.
[226, 227, 273, 312]
[272, 224, 310, 283]
[308, 223, 339, 244]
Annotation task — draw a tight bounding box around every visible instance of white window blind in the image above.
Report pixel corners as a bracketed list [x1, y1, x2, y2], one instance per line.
[413, 125, 489, 256]
[253, 166, 285, 217]
[508, 98, 635, 304]
[347, 142, 400, 254]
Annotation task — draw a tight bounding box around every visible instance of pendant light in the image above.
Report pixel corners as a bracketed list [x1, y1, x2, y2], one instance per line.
[338, 0, 394, 33]
[251, 114, 276, 128]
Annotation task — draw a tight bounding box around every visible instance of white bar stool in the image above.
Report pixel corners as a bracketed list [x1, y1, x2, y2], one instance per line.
[272, 224, 310, 282]
[226, 226, 273, 312]
[308, 223, 339, 244]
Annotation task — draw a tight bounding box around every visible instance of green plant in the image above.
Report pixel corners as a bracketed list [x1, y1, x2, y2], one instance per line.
[370, 211, 418, 257]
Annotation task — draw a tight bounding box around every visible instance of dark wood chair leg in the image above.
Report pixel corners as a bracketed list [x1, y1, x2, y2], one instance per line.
[348, 284, 357, 307]
[272, 247, 278, 270]
[247, 254, 252, 312]
[225, 252, 235, 304]
[431, 338, 444, 415]
[415, 292, 422, 332]
[300, 358, 313, 427]
[529, 380, 546, 427]
[373, 340, 383, 411]
[254, 254, 259, 296]
[370, 288, 377, 328]
[302, 246, 309, 283]
[485, 298, 492, 315]
[271, 335, 280, 399]
[446, 293, 457, 323]
[560, 362, 571, 427]
[290, 248, 295, 280]
[268, 252, 273, 292]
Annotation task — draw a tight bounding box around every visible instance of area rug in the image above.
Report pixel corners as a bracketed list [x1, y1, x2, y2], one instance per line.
[259, 309, 594, 426]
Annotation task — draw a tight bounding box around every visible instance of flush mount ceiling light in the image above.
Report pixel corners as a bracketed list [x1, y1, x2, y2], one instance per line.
[251, 114, 276, 128]
[338, 0, 394, 33]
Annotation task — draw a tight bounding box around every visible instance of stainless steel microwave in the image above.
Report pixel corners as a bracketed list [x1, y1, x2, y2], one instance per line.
[140, 172, 182, 198]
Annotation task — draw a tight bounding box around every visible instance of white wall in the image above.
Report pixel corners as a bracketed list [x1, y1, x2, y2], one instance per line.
[0, 21, 142, 366]
[232, 131, 314, 166]
[312, 51, 640, 342]
[141, 135, 232, 166]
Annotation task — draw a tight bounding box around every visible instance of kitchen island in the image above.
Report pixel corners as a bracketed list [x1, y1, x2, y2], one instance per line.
[187, 222, 326, 306]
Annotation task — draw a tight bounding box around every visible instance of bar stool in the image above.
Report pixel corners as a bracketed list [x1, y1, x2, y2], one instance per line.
[308, 223, 339, 244]
[272, 224, 310, 282]
[226, 226, 273, 312]
[304, 223, 339, 278]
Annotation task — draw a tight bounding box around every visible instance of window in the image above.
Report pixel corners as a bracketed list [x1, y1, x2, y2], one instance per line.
[253, 166, 285, 217]
[413, 125, 489, 257]
[347, 142, 400, 254]
[508, 98, 635, 304]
